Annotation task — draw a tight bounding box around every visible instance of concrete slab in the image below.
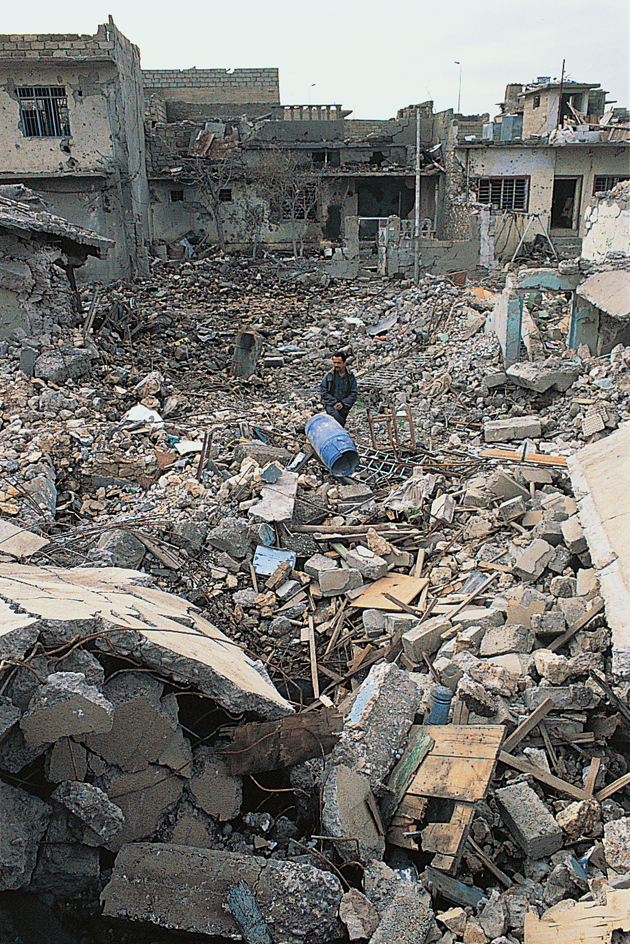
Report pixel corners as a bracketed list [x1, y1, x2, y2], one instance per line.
[0, 779, 51, 890]
[0, 564, 292, 718]
[101, 843, 344, 943]
[568, 423, 630, 677]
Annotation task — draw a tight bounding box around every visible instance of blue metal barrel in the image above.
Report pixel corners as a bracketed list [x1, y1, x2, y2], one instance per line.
[305, 413, 360, 477]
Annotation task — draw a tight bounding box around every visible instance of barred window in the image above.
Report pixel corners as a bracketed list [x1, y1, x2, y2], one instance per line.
[477, 176, 528, 211]
[272, 186, 318, 222]
[593, 175, 629, 193]
[17, 86, 70, 137]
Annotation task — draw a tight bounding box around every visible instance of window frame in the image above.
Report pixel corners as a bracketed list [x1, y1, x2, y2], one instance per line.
[17, 86, 70, 137]
[477, 175, 530, 212]
[593, 175, 629, 194]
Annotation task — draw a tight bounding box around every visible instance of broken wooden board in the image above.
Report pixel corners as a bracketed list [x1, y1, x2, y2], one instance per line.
[351, 574, 428, 611]
[524, 888, 630, 944]
[382, 728, 434, 824]
[387, 725, 505, 873]
[218, 710, 343, 774]
[423, 801, 476, 872]
[479, 448, 567, 467]
[408, 725, 505, 802]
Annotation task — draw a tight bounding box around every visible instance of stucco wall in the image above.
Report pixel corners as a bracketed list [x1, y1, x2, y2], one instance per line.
[582, 183, 630, 262]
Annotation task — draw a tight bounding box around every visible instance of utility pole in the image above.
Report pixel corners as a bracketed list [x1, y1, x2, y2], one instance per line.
[557, 59, 565, 128]
[455, 61, 462, 113]
[414, 106, 420, 284]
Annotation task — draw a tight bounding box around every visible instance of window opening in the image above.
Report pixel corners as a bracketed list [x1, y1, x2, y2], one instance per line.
[170, 190, 184, 203]
[593, 175, 629, 193]
[17, 86, 70, 137]
[219, 189, 233, 202]
[477, 176, 528, 211]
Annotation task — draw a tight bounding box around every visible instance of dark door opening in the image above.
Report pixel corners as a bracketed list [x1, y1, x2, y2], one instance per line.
[551, 177, 580, 230]
[324, 205, 342, 240]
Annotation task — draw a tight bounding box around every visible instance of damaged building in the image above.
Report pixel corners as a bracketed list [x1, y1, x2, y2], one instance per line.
[1, 17, 630, 944]
[0, 17, 150, 281]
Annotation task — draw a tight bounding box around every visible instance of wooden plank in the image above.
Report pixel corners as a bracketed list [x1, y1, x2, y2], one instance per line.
[502, 699, 555, 753]
[548, 599, 605, 653]
[422, 804, 475, 855]
[466, 837, 513, 888]
[351, 574, 428, 611]
[421, 725, 505, 759]
[218, 710, 342, 774]
[584, 757, 602, 796]
[430, 801, 476, 873]
[395, 794, 429, 819]
[412, 548, 425, 578]
[307, 615, 320, 700]
[595, 770, 630, 802]
[408, 755, 498, 802]
[499, 751, 591, 801]
[523, 889, 630, 944]
[386, 825, 420, 851]
[479, 448, 568, 467]
[382, 729, 434, 823]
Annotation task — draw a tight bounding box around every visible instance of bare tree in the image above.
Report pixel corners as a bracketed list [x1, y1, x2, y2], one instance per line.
[251, 147, 320, 258]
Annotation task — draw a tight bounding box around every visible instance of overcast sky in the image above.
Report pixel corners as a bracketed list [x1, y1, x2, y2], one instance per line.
[3, 1, 628, 120]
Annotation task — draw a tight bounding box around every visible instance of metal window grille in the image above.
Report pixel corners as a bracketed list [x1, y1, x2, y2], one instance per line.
[17, 86, 70, 137]
[593, 175, 629, 193]
[478, 177, 528, 211]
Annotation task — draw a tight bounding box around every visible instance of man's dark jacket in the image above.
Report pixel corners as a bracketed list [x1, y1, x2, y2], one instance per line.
[320, 369, 358, 414]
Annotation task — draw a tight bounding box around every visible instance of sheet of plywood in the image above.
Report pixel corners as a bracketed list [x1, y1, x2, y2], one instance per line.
[408, 725, 505, 803]
[421, 803, 476, 856]
[524, 889, 630, 944]
[351, 574, 428, 611]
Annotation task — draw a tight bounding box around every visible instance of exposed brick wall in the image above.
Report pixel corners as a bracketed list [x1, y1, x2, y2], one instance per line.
[0, 23, 113, 58]
[142, 69, 279, 97]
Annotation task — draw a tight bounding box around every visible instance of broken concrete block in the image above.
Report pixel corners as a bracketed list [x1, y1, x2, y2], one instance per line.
[0, 695, 20, 743]
[524, 684, 601, 711]
[20, 672, 114, 748]
[339, 888, 380, 941]
[495, 783, 563, 858]
[30, 839, 100, 896]
[456, 607, 504, 630]
[233, 441, 291, 466]
[168, 799, 220, 848]
[533, 649, 572, 685]
[603, 817, 630, 871]
[431, 493, 456, 523]
[455, 676, 496, 717]
[330, 662, 418, 788]
[479, 892, 509, 940]
[249, 470, 298, 523]
[101, 843, 344, 944]
[52, 781, 125, 844]
[439, 907, 467, 935]
[556, 798, 600, 840]
[304, 553, 338, 580]
[385, 612, 422, 636]
[547, 545, 574, 574]
[322, 764, 385, 863]
[488, 471, 530, 501]
[88, 529, 146, 569]
[402, 616, 451, 663]
[34, 349, 91, 384]
[0, 779, 51, 890]
[189, 751, 242, 822]
[463, 486, 491, 509]
[48, 738, 88, 783]
[531, 610, 566, 636]
[362, 609, 388, 634]
[513, 539, 555, 582]
[368, 888, 436, 944]
[83, 673, 191, 775]
[576, 568, 598, 596]
[550, 575, 577, 597]
[484, 416, 541, 443]
[480, 623, 534, 656]
[506, 361, 580, 393]
[206, 516, 251, 557]
[96, 764, 184, 852]
[346, 546, 388, 580]
[561, 515, 588, 554]
[319, 567, 363, 596]
[499, 495, 527, 521]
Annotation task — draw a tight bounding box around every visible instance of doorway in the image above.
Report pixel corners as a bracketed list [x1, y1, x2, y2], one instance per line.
[551, 177, 581, 230]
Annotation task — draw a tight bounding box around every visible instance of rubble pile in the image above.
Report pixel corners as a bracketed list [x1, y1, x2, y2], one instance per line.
[1, 254, 630, 944]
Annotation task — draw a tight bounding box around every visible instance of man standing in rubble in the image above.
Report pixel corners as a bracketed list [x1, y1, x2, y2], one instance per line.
[320, 351, 357, 427]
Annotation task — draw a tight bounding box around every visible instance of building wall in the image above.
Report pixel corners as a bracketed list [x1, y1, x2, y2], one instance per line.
[582, 182, 630, 262]
[0, 18, 149, 280]
[142, 68, 280, 121]
[463, 145, 628, 237]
